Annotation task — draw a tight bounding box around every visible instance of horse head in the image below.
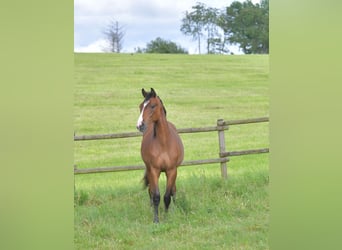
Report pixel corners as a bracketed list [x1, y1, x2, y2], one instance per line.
[136, 88, 166, 133]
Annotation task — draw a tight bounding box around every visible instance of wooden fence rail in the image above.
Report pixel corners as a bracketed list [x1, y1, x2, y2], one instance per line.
[74, 117, 269, 178]
[73, 126, 229, 141]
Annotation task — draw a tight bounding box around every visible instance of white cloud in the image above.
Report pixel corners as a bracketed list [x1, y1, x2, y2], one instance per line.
[75, 39, 108, 53]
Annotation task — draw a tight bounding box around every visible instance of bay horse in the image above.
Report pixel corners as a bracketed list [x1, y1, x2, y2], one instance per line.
[136, 88, 184, 223]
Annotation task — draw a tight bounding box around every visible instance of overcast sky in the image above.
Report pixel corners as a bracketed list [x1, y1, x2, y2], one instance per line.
[74, 0, 260, 54]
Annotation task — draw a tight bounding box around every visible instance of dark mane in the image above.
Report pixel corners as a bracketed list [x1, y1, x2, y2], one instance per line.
[158, 97, 167, 116]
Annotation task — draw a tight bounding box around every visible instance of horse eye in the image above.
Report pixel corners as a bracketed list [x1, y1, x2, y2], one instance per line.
[151, 104, 157, 109]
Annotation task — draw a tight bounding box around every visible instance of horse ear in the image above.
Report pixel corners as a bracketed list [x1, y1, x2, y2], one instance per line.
[151, 88, 156, 97]
[142, 88, 147, 97]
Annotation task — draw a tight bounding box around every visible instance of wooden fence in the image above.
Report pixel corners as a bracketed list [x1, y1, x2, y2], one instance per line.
[74, 117, 269, 178]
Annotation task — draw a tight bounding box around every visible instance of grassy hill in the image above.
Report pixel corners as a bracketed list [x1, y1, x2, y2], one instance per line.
[74, 53, 269, 249]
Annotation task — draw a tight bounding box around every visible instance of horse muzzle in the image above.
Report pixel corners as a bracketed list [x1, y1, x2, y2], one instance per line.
[137, 122, 146, 133]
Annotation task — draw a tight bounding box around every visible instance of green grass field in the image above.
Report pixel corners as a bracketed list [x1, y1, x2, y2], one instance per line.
[74, 53, 269, 249]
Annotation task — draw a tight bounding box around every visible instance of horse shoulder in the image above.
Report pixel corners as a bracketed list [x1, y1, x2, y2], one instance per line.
[167, 121, 184, 158]
[167, 121, 177, 132]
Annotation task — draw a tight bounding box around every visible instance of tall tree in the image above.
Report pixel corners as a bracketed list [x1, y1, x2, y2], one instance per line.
[103, 20, 125, 53]
[203, 6, 221, 54]
[219, 0, 269, 54]
[181, 3, 227, 54]
[180, 3, 206, 54]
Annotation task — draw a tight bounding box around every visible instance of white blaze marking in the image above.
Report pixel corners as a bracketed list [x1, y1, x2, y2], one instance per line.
[137, 100, 149, 128]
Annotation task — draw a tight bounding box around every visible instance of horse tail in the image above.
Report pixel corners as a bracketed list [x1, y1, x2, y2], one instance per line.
[142, 170, 149, 188]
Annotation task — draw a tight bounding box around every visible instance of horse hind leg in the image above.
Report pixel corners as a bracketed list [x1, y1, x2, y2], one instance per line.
[171, 183, 176, 204]
[143, 171, 154, 206]
[142, 169, 149, 189]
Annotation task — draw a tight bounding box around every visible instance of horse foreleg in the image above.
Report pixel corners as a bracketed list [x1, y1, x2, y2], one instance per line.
[164, 169, 177, 212]
[148, 169, 160, 223]
[152, 189, 160, 223]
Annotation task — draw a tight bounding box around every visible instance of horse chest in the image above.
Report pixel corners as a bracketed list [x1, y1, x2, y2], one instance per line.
[141, 142, 176, 169]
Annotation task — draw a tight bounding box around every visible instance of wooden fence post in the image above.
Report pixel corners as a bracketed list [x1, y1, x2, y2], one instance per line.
[217, 119, 228, 178]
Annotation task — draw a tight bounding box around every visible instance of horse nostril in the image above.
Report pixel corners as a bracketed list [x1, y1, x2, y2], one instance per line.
[137, 123, 146, 132]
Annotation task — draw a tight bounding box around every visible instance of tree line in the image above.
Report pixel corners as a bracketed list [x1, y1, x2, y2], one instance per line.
[103, 0, 268, 54]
